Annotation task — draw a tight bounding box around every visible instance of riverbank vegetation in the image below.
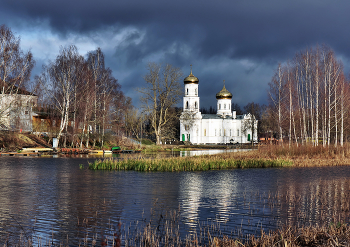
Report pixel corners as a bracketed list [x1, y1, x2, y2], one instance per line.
[88, 143, 350, 171]
[6, 207, 350, 246]
[5, 217, 350, 246]
[88, 155, 291, 171]
[259, 143, 350, 167]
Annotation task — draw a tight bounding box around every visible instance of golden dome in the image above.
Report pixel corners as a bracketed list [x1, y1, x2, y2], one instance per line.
[216, 83, 232, 99]
[184, 68, 199, 84]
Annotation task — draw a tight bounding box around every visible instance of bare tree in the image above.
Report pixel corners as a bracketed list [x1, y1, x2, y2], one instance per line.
[99, 68, 120, 148]
[139, 63, 183, 145]
[86, 48, 105, 148]
[0, 25, 35, 130]
[124, 107, 144, 141]
[269, 64, 288, 144]
[112, 93, 132, 138]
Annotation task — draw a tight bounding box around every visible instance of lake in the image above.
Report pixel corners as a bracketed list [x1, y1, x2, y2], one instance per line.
[0, 153, 350, 245]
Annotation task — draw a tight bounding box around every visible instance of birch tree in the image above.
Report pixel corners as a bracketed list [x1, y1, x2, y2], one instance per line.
[86, 48, 105, 148]
[40, 45, 82, 146]
[268, 45, 349, 146]
[269, 64, 288, 144]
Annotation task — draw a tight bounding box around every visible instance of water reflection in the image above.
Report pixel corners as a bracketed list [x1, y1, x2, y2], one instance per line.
[0, 158, 350, 245]
[180, 173, 202, 229]
[179, 149, 245, 157]
[43, 148, 247, 159]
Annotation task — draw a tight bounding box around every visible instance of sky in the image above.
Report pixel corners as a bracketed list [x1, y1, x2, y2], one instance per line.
[1, 0, 350, 109]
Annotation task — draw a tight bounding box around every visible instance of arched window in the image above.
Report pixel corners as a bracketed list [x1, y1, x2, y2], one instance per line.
[186, 101, 189, 109]
[219, 104, 221, 110]
[195, 89, 197, 95]
[224, 104, 226, 109]
[229, 104, 230, 110]
[204, 129, 206, 136]
[186, 89, 188, 95]
[195, 101, 197, 109]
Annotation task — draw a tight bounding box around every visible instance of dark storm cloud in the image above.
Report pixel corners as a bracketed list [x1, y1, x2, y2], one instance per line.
[1, 0, 350, 108]
[5, 0, 349, 56]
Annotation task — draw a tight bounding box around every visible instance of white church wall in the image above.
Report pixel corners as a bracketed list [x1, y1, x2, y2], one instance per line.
[217, 98, 232, 116]
[183, 83, 200, 111]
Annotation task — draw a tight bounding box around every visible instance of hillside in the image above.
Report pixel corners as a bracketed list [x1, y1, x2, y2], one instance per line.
[0, 132, 51, 151]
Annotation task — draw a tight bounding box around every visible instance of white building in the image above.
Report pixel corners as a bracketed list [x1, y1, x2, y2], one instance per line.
[0, 87, 38, 131]
[179, 69, 258, 145]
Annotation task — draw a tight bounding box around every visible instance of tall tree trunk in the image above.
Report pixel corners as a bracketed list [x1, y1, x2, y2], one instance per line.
[315, 54, 319, 146]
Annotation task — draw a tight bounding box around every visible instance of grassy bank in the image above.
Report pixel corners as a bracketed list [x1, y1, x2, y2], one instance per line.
[88, 156, 291, 171]
[87, 144, 350, 171]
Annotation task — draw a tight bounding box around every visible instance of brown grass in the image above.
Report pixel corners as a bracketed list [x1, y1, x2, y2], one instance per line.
[212, 224, 350, 246]
[256, 143, 350, 167]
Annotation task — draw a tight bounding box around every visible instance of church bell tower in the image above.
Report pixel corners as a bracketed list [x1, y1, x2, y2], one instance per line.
[183, 66, 200, 112]
[216, 80, 233, 117]
[180, 66, 202, 143]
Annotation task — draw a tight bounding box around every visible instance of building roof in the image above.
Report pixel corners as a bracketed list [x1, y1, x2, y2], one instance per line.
[202, 114, 244, 119]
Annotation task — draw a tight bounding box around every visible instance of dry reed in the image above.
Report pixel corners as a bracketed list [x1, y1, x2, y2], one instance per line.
[88, 154, 291, 171]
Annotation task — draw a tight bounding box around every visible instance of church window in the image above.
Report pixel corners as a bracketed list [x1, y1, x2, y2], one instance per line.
[229, 104, 230, 110]
[195, 89, 197, 95]
[215, 129, 217, 136]
[237, 129, 239, 136]
[230, 129, 232, 136]
[204, 129, 206, 136]
[219, 104, 221, 110]
[186, 89, 188, 95]
[224, 104, 226, 109]
[195, 102, 197, 109]
[224, 129, 226, 136]
[220, 129, 221, 136]
[196, 129, 198, 136]
[186, 101, 189, 109]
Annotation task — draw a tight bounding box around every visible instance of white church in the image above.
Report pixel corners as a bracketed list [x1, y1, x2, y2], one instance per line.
[179, 69, 258, 145]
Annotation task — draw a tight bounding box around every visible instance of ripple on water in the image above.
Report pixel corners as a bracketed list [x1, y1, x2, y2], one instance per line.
[0, 158, 350, 244]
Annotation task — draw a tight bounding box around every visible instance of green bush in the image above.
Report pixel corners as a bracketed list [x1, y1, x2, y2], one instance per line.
[141, 139, 155, 145]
